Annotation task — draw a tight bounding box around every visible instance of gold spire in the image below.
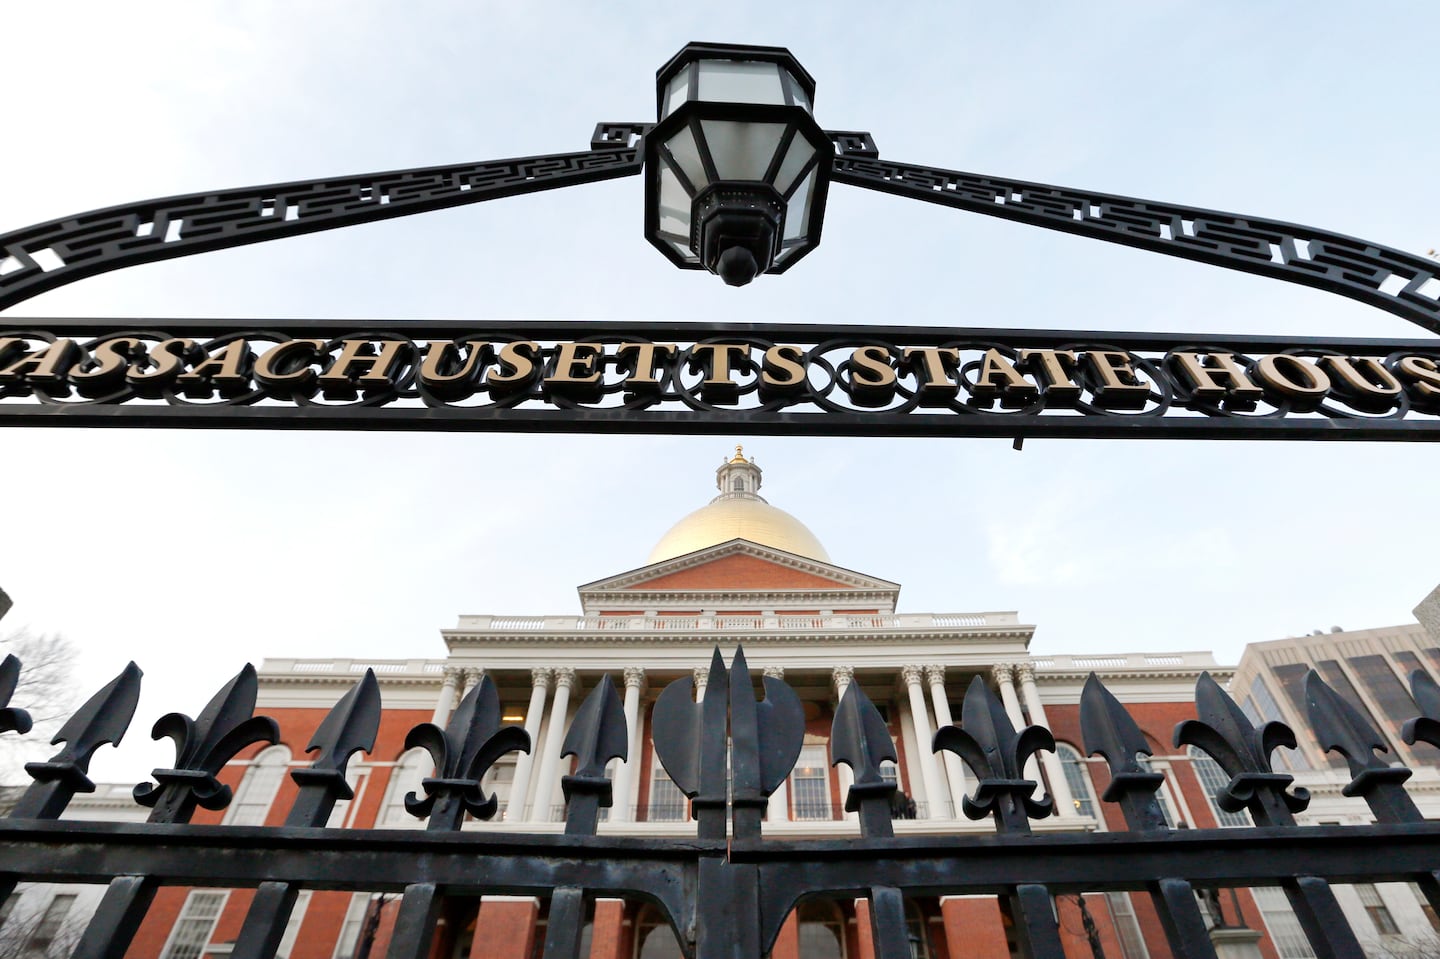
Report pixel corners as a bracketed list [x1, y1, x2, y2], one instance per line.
[729, 444, 747, 464]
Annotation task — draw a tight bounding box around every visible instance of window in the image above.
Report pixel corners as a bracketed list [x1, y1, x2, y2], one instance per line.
[1055, 744, 1097, 818]
[26, 893, 77, 956]
[1271, 664, 1338, 769]
[160, 891, 228, 959]
[1104, 893, 1149, 959]
[1353, 883, 1400, 936]
[1252, 887, 1316, 959]
[647, 751, 687, 822]
[333, 893, 371, 959]
[378, 749, 433, 826]
[1186, 747, 1250, 827]
[1410, 883, 1440, 933]
[1346, 657, 1440, 762]
[1246, 675, 1310, 771]
[903, 900, 931, 959]
[791, 745, 832, 821]
[226, 746, 291, 826]
[796, 900, 844, 959]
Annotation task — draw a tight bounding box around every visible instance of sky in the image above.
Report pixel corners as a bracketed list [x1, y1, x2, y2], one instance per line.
[1, 2, 1438, 783]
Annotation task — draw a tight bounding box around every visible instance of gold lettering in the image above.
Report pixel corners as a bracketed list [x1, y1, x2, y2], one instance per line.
[902, 347, 960, 403]
[848, 345, 897, 407]
[1084, 351, 1151, 409]
[254, 339, 327, 391]
[1016, 349, 1081, 403]
[316, 339, 408, 396]
[1395, 355, 1440, 411]
[70, 337, 147, 393]
[127, 338, 196, 389]
[0, 338, 80, 386]
[545, 342, 607, 401]
[1319, 356, 1402, 412]
[1252, 354, 1331, 411]
[616, 343, 678, 394]
[970, 349, 1037, 406]
[1168, 351, 1263, 406]
[487, 341, 541, 396]
[417, 340, 490, 400]
[176, 339, 254, 397]
[689, 343, 750, 404]
[759, 345, 807, 401]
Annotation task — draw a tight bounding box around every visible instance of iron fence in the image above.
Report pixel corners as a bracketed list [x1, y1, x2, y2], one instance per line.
[0, 647, 1436, 959]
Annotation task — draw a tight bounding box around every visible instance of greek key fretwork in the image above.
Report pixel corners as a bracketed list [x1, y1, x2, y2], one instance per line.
[0, 148, 642, 313]
[832, 156, 1440, 336]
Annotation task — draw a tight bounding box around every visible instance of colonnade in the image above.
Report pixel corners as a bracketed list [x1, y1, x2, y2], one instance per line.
[428, 660, 1078, 824]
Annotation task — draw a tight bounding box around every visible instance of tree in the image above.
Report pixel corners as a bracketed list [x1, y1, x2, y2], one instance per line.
[0, 627, 78, 782]
[0, 888, 88, 959]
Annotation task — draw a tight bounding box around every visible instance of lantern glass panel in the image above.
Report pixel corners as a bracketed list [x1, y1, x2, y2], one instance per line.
[698, 119, 787, 182]
[696, 60, 786, 105]
[783, 71, 811, 111]
[665, 72, 691, 117]
[783, 167, 817, 242]
[773, 135, 817, 196]
[657, 160, 692, 237]
[663, 124, 709, 191]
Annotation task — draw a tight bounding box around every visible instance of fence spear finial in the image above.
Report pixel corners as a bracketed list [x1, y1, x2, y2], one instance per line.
[561, 674, 628, 836]
[12, 662, 142, 820]
[1079, 673, 1168, 832]
[729, 646, 803, 840]
[831, 681, 897, 838]
[286, 669, 382, 827]
[934, 675, 1052, 831]
[652, 646, 730, 839]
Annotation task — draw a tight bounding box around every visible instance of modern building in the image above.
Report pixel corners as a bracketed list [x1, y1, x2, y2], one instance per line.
[5, 451, 1440, 959]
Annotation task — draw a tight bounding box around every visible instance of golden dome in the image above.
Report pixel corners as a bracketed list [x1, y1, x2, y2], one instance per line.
[647, 450, 830, 564]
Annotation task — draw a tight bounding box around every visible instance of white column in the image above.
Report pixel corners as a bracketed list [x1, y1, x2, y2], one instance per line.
[832, 666, 856, 822]
[431, 667, 461, 724]
[1016, 662, 1075, 817]
[764, 666, 789, 823]
[693, 665, 709, 702]
[901, 665, 947, 820]
[609, 666, 646, 824]
[994, 664, 1044, 791]
[529, 667, 575, 823]
[459, 667, 483, 700]
[925, 665, 967, 820]
[505, 668, 551, 821]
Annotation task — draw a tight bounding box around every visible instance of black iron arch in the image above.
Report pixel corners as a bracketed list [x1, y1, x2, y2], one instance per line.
[1, 123, 1436, 335]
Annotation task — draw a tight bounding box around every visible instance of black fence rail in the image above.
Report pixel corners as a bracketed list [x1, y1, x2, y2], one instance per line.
[0, 644, 1437, 959]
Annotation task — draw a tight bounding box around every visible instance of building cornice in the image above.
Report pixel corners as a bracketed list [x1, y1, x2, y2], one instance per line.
[578, 539, 901, 594]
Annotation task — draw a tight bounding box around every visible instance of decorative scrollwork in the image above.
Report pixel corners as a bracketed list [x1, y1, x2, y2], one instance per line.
[833, 155, 1440, 336]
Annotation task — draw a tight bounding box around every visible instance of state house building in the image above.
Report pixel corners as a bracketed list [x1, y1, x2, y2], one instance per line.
[8, 451, 1440, 959]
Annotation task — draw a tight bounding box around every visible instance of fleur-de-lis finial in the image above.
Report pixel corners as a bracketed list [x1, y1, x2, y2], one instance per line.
[831, 682, 898, 838]
[0, 654, 34, 737]
[135, 664, 280, 823]
[1304, 670, 1421, 824]
[1078, 674, 1168, 832]
[1174, 672, 1308, 825]
[934, 675, 1053, 831]
[1403, 670, 1440, 751]
[12, 662, 142, 821]
[402, 673, 529, 830]
[560, 674, 628, 836]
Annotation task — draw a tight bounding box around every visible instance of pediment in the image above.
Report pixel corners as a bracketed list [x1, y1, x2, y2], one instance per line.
[579, 539, 899, 595]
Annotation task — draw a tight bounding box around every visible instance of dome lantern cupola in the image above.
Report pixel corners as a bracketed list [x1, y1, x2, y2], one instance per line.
[716, 445, 762, 497]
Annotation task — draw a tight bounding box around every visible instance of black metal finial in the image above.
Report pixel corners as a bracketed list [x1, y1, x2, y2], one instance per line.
[12, 662, 142, 820]
[1305, 669, 1421, 824]
[652, 647, 731, 839]
[1078, 673, 1168, 832]
[403, 673, 529, 830]
[728, 647, 803, 841]
[561, 674, 629, 836]
[1174, 672, 1308, 826]
[285, 669, 382, 827]
[934, 675, 1053, 831]
[0, 654, 34, 737]
[1403, 670, 1440, 751]
[134, 663, 280, 824]
[831, 682, 898, 838]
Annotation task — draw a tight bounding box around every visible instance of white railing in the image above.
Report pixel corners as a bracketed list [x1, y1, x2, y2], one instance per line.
[453, 612, 1021, 632]
[1032, 651, 1220, 672]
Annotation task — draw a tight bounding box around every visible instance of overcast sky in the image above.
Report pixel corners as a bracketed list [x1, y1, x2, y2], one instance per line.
[2, 2, 1438, 783]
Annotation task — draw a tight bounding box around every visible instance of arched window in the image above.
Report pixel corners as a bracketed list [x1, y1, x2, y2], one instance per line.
[226, 745, 291, 826]
[648, 750, 688, 822]
[797, 900, 844, 959]
[634, 905, 683, 959]
[790, 745, 832, 820]
[378, 748, 433, 826]
[1055, 744, 1097, 818]
[1186, 746, 1251, 827]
